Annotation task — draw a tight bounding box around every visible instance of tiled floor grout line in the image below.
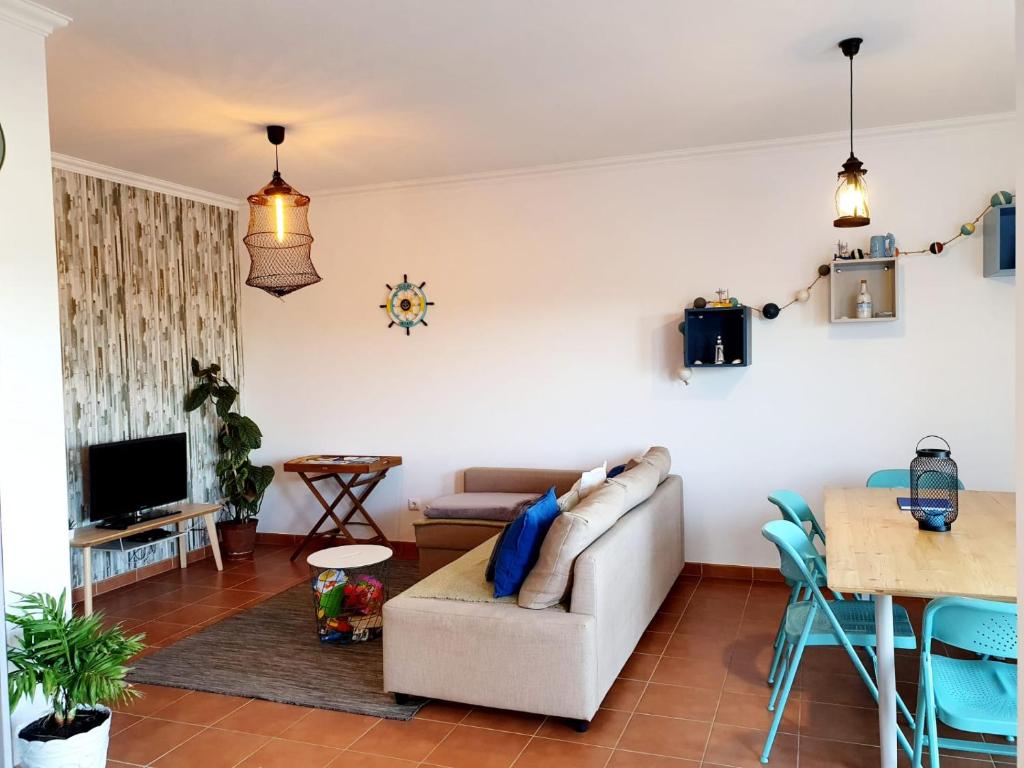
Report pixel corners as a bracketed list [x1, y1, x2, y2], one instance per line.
[597, 573, 704, 768]
[106, 554, 989, 768]
[699, 579, 752, 767]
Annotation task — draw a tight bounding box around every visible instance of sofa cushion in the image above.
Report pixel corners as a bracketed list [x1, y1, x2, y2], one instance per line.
[608, 459, 661, 510]
[638, 446, 671, 482]
[517, 481, 628, 609]
[424, 492, 540, 522]
[493, 488, 561, 598]
[578, 463, 607, 498]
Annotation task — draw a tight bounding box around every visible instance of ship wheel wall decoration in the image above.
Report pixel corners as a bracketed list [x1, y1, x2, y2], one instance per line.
[380, 274, 435, 336]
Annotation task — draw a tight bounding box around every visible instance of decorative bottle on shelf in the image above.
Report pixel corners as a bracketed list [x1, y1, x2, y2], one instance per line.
[714, 335, 725, 365]
[856, 279, 873, 319]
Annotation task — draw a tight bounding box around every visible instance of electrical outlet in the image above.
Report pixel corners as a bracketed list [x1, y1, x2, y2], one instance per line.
[407, 499, 420, 511]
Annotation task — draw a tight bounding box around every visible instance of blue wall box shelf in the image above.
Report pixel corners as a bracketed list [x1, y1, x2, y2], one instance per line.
[680, 306, 751, 368]
[983, 204, 1015, 277]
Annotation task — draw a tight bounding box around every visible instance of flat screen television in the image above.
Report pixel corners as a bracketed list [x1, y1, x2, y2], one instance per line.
[86, 433, 188, 528]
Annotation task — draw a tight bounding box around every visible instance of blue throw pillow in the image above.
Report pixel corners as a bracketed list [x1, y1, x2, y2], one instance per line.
[492, 487, 560, 598]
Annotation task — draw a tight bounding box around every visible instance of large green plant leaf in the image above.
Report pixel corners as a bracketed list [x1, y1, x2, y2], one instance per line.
[236, 416, 263, 449]
[214, 385, 237, 418]
[184, 382, 211, 412]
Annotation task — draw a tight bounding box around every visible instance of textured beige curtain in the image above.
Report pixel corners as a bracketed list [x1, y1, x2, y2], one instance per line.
[52, 168, 243, 587]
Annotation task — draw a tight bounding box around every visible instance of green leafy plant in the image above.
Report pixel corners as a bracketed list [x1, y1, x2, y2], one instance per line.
[7, 592, 144, 728]
[185, 358, 274, 523]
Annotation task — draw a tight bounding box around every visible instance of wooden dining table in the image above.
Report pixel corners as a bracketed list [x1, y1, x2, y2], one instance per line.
[824, 487, 1017, 768]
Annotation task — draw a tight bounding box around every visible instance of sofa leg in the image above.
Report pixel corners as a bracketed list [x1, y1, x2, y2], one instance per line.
[569, 719, 590, 733]
[394, 693, 410, 705]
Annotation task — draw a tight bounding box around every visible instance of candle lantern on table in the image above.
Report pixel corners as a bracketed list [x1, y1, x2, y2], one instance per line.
[910, 435, 959, 532]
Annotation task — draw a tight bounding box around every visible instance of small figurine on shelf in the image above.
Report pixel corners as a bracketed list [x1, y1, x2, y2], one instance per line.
[835, 241, 852, 261]
[710, 289, 732, 308]
[714, 335, 725, 365]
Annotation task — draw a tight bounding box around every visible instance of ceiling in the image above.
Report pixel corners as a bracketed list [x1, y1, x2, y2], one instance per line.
[43, 0, 1013, 199]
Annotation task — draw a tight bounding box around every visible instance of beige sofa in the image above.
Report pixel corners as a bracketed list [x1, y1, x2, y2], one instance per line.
[384, 466, 683, 729]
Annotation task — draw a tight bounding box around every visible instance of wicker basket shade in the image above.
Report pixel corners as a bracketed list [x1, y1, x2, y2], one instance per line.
[243, 170, 320, 298]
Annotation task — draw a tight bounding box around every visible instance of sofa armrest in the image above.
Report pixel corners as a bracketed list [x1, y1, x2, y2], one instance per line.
[462, 467, 581, 496]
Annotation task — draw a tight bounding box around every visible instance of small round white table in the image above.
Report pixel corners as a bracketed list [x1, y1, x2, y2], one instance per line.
[307, 545, 393, 644]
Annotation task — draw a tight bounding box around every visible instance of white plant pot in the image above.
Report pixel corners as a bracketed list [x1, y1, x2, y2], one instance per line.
[17, 706, 112, 768]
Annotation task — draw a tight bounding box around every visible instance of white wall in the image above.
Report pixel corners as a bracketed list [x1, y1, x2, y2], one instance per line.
[0, 0, 71, 744]
[242, 117, 1015, 567]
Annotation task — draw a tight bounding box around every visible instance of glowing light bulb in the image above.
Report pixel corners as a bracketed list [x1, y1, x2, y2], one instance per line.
[836, 179, 867, 218]
[274, 195, 285, 243]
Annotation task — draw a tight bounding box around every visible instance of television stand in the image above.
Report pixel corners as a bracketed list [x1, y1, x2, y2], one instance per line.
[96, 508, 182, 530]
[70, 503, 223, 616]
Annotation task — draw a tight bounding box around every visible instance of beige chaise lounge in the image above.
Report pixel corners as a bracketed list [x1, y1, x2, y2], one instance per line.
[412, 467, 580, 577]
[384, 462, 683, 730]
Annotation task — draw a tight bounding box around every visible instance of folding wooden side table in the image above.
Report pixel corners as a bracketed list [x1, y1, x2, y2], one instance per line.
[283, 455, 402, 561]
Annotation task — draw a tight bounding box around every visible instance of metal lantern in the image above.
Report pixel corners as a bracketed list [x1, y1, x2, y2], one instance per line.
[910, 435, 958, 532]
[832, 37, 871, 228]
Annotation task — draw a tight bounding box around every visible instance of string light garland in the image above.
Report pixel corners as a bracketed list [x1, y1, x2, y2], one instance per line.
[897, 191, 1013, 256]
[678, 190, 1015, 385]
[688, 263, 832, 327]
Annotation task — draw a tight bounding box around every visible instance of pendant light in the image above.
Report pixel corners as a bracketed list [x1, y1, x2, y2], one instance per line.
[243, 125, 321, 297]
[833, 37, 870, 228]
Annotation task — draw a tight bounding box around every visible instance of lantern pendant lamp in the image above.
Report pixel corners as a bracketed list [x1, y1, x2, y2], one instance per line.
[833, 37, 870, 228]
[243, 125, 321, 297]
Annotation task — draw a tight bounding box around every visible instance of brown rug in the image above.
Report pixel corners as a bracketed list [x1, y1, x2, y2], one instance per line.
[128, 560, 425, 719]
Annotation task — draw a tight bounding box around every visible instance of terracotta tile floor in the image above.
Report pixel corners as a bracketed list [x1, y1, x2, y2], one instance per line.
[78, 545, 1014, 768]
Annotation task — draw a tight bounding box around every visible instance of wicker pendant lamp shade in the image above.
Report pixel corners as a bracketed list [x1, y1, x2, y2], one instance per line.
[244, 125, 321, 297]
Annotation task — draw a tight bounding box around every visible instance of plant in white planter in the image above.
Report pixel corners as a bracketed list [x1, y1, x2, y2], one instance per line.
[7, 591, 145, 768]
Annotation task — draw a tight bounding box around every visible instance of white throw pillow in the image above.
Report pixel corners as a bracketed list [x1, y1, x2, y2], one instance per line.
[578, 462, 607, 499]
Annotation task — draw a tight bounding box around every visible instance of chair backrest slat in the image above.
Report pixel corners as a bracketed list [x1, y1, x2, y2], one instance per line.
[923, 597, 1017, 659]
[768, 490, 826, 546]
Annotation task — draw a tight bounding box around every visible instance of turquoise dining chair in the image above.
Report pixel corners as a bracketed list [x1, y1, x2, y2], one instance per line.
[764, 491, 871, 685]
[767, 490, 826, 546]
[760, 520, 918, 763]
[866, 468, 965, 490]
[765, 490, 828, 686]
[912, 597, 1017, 767]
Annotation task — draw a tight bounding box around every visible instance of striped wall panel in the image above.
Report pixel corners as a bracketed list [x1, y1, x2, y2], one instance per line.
[53, 168, 243, 587]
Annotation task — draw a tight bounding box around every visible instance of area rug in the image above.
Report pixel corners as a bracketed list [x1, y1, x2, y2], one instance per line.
[128, 559, 425, 720]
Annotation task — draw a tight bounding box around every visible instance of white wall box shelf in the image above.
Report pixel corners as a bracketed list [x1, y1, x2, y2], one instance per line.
[829, 257, 899, 323]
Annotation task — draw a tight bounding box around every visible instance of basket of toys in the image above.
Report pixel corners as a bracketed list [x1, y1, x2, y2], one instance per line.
[307, 546, 391, 645]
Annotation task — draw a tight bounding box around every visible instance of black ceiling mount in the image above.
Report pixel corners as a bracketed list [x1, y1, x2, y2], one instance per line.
[838, 37, 862, 59]
[266, 125, 285, 146]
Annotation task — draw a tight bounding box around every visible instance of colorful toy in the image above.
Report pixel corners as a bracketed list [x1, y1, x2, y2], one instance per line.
[310, 568, 387, 645]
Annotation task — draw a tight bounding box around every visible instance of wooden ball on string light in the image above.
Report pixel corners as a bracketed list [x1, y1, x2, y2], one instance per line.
[762, 302, 780, 319]
[795, 288, 810, 303]
[693, 296, 707, 309]
[677, 366, 693, 386]
[960, 223, 976, 236]
[818, 264, 831, 277]
[991, 191, 1014, 206]
[929, 242, 944, 255]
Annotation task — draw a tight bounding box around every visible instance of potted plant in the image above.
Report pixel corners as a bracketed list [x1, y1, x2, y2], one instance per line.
[7, 591, 144, 768]
[185, 358, 275, 559]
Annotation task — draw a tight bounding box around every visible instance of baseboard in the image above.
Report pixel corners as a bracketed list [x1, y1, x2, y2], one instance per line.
[684, 561, 784, 583]
[71, 545, 215, 604]
[255, 532, 419, 561]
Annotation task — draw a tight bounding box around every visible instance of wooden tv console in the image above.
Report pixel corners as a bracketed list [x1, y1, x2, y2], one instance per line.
[70, 503, 223, 616]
